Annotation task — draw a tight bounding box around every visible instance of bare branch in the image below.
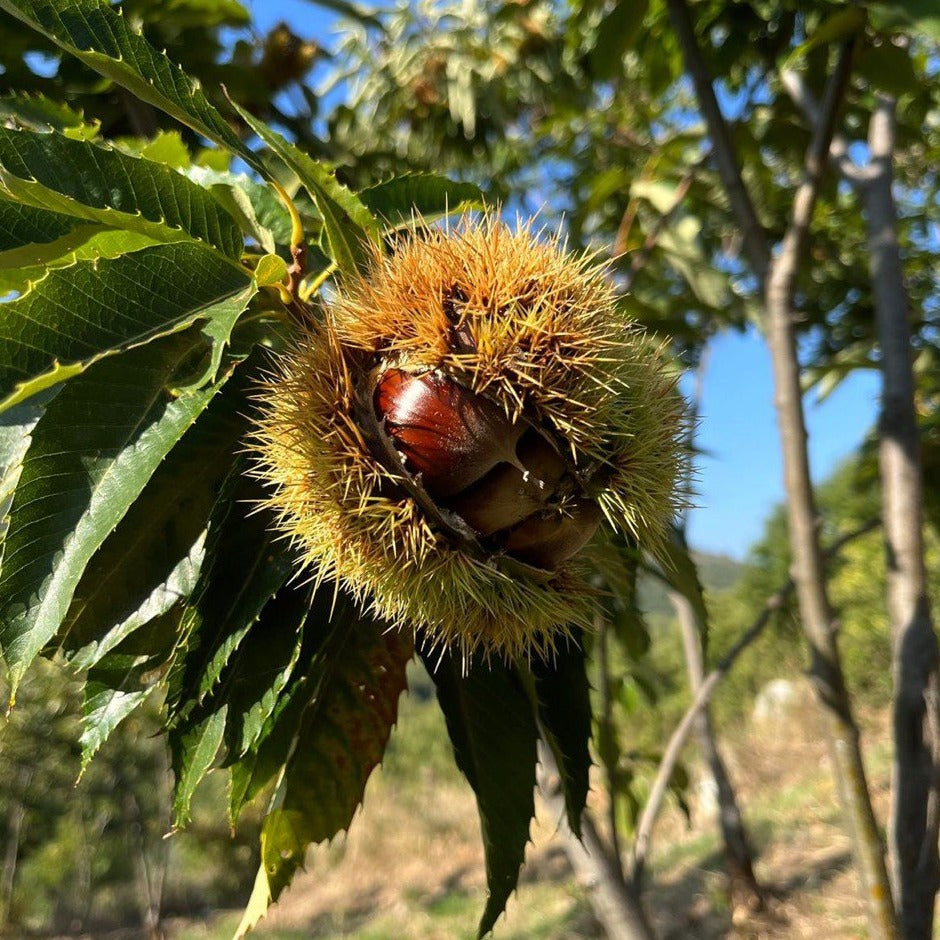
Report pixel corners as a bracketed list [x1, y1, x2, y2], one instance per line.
[631, 518, 879, 884]
[538, 742, 658, 940]
[779, 69, 867, 186]
[664, 0, 770, 285]
[620, 168, 698, 292]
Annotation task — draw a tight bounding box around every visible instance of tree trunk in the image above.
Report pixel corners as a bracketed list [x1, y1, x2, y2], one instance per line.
[865, 93, 940, 940]
[538, 742, 658, 940]
[671, 589, 763, 917]
[762, 44, 898, 935]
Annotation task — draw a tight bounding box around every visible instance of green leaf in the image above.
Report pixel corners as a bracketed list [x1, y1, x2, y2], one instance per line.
[258, 606, 411, 903]
[869, 0, 940, 40]
[80, 678, 153, 768]
[253, 253, 289, 287]
[0, 126, 243, 258]
[0, 389, 57, 545]
[783, 7, 867, 68]
[422, 649, 537, 938]
[63, 378, 251, 662]
[358, 174, 485, 229]
[185, 167, 287, 252]
[589, 0, 649, 80]
[856, 44, 922, 97]
[172, 707, 228, 827]
[228, 100, 378, 273]
[167, 468, 296, 725]
[0, 218, 160, 289]
[656, 217, 730, 308]
[78, 608, 180, 768]
[524, 639, 592, 839]
[599, 533, 651, 659]
[0, 91, 99, 137]
[0, 330, 230, 695]
[228, 663, 310, 825]
[656, 526, 709, 651]
[0, 197, 76, 254]
[225, 583, 349, 825]
[0, 241, 251, 412]
[0, 0, 264, 174]
[218, 581, 311, 760]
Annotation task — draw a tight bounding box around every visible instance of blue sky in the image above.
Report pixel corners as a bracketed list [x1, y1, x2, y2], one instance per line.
[247, 0, 884, 561]
[686, 329, 879, 558]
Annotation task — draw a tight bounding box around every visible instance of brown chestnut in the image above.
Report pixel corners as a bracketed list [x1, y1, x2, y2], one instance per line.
[503, 499, 604, 570]
[373, 367, 602, 570]
[374, 368, 526, 499]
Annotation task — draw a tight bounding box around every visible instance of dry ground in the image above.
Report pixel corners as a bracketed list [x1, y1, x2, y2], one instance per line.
[171, 684, 909, 940]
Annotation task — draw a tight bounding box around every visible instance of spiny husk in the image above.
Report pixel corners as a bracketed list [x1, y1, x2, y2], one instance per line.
[252, 216, 686, 659]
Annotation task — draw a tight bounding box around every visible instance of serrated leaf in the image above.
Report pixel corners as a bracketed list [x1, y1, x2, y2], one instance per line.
[167, 468, 296, 721]
[229, 101, 378, 273]
[0, 388, 57, 544]
[422, 648, 537, 938]
[0, 329, 230, 696]
[63, 377, 251, 662]
[228, 666, 309, 826]
[225, 583, 350, 826]
[219, 581, 312, 761]
[257, 607, 411, 904]
[0, 241, 251, 412]
[78, 607, 180, 767]
[234, 865, 273, 940]
[358, 174, 485, 229]
[0, 0, 264, 174]
[0, 126, 243, 258]
[523, 639, 592, 839]
[0, 227, 164, 297]
[0, 91, 99, 137]
[172, 707, 228, 826]
[0, 197, 76, 254]
[80, 681, 152, 768]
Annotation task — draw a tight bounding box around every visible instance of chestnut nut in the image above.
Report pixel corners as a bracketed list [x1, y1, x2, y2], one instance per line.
[374, 368, 602, 571]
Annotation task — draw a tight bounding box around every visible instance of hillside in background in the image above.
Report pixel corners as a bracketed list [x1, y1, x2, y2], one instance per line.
[638, 550, 745, 617]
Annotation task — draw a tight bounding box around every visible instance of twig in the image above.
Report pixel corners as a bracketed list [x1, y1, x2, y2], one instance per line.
[768, 42, 856, 299]
[596, 606, 626, 877]
[664, 0, 770, 285]
[538, 741, 658, 940]
[779, 69, 867, 186]
[631, 517, 879, 884]
[620, 169, 698, 293]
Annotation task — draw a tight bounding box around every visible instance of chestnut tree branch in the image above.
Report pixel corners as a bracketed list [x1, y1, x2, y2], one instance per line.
[779, 69, 868, 186]
[632, 518, 879, 884]
[664, 0, 770, 286]
[620, 168, 699, 292]
[537, 741, 658, 940]
[764, 37, 900, 940]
